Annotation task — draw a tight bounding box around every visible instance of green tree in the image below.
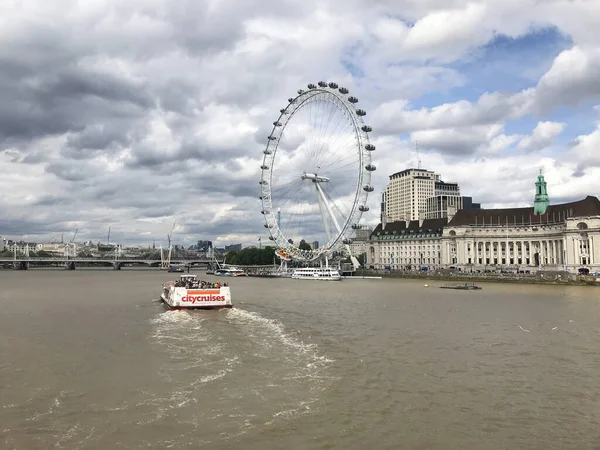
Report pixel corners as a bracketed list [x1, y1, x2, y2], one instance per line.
[222, 246, 278, 265]
[224, 250, 238, 264]
[298, 240, 311, 251]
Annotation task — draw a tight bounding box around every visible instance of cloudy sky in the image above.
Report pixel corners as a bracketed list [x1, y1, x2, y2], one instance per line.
[1, 0, 599, 248]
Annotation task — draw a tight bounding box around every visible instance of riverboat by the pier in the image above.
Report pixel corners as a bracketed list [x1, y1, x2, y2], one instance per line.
[214, 264, 247, 277]
[292, 267, 342, 281]
[160, 274, 233, 310]
[167, 263, 185, 273]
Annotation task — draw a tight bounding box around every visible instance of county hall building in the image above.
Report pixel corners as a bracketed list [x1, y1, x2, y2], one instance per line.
[367, 173, 600, 274]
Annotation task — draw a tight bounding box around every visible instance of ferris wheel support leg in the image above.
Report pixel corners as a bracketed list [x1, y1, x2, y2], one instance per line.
[314, 183, 361, 271]
[315, 184, 333, 246]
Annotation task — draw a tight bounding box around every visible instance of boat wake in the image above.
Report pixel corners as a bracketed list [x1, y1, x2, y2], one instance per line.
[6, 307, 335, 449]
[223, 308, 335, 425]
[142, 307, 335, 444]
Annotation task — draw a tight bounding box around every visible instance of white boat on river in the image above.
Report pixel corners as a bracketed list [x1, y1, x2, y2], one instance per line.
[292, 267, 341, 281]
[160, 274, 233, 310]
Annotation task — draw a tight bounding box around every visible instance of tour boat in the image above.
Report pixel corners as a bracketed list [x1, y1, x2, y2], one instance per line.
[291, 267, 342, 281]
[214, 264, 247, 277]
[160, 274, 233, 310]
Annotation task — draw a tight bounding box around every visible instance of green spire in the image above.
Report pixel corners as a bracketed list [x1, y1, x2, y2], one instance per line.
[533, 168, 549, 215]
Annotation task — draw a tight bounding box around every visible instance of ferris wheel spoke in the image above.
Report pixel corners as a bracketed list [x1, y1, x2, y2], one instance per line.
[311, 102, 350, 169]
[278, 183, 310, 222]
[315, 148, 355, 178]
[312, 99, 344, 166]
[313, 124, 354, 171]
[316, 103, 345, 155]
[304, 96, 327, 165]
[318, 147, 359, 175]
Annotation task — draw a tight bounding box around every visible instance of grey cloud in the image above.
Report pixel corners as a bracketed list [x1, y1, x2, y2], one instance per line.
[45, 161, 91, 182]
[62, 123, 136, 159]
[0, 215, 86, 237]
[124, 135, 262, 168]
[572, 166, 586, 178]
[32, 195, 71, 207]
[416, 138, 479, 156]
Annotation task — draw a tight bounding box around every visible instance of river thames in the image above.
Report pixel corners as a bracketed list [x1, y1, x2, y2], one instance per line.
[1, 268, 599, 449]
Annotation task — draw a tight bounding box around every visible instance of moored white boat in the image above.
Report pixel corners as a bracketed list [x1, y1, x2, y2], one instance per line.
[291, 267, 342, 281]
[160, 274, 233, 310]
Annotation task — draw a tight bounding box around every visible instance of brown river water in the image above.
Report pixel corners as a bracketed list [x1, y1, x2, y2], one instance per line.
[1, 268, 600, 449]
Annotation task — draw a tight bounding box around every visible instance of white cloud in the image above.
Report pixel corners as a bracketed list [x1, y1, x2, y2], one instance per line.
[517, 121, 566, 151]
[532, 46, 600, 114]
[372, 89, 535, 136]
[567, 123, 600, 174]
[400, 3, 491, 62]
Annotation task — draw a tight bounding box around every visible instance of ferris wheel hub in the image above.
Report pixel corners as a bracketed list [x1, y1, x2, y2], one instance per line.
[301, 172, 330, 183]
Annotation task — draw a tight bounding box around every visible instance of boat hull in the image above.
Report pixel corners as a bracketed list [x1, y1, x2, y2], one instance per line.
[291, 276, 342, 281]
[160, 286, 233, 309]
[440, 286, 482, 290]
[292, 271, 342, 281]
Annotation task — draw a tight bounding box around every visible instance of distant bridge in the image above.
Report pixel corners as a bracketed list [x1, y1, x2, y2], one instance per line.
[0, 256, 215, 270]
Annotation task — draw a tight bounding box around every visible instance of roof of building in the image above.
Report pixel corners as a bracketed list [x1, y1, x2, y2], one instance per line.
[447, 195, 600, 227]
[389, 168, 434, 178]
[371, 218, 448, 238]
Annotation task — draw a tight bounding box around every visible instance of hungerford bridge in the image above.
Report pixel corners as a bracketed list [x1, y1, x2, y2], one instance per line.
[0, 247, 215, 270]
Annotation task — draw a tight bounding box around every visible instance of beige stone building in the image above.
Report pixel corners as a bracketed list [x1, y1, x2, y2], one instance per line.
[383, 168, 438, 222]
[366, 218, 447, 270]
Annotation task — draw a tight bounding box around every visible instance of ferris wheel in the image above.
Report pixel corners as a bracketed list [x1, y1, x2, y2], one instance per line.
[259, 81, 376, 268]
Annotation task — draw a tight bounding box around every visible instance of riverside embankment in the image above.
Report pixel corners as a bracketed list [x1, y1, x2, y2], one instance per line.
[359, 270, 600, 286]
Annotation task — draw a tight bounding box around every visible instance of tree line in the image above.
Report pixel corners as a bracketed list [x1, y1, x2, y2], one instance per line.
[224, 246, 277, 265]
